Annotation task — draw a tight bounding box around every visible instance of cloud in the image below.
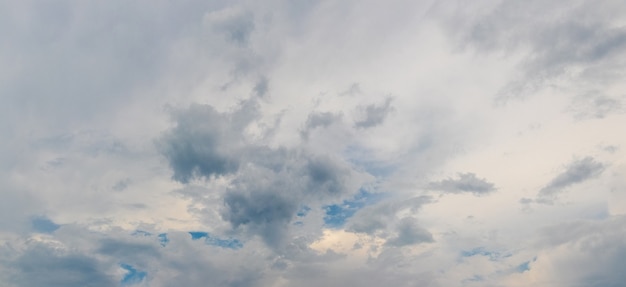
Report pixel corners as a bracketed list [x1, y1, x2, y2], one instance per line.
[157, 100, 260, 183]
[385, 217, 433, 247]
[348, 196, 431, 236]
[204, 6, 255, 47]
[31, 216, 60, 234]
[300, 111, 343, 139]
[222, 185, 298, 249]
[97, 239, 161, 260]
[539, 157, 605, 197]
[508, 216, 626, 286]
[159, 100, 367, 250]
[428, 173, 496, 195]
[354, 97, 394, 128]
[305, 155, 350, 196]
[434, 0, 626, 104]
[112, 178, 132, 191]
[568, 90, 624, 119]
[6, 244, 116, 287]
[253, 77, 269, 97]
[1, 1, 625, 286]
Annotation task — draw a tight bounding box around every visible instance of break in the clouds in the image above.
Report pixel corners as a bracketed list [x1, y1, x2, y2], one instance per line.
[1, 0, 625, 286]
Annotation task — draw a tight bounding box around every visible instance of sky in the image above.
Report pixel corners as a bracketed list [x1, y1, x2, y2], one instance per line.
[1, 0, 625, 286]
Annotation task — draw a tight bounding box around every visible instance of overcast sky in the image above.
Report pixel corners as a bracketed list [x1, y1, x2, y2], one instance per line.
[1, 0, 625, 286]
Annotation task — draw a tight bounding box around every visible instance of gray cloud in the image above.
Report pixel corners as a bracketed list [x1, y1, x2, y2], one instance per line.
[305, 156, 349, 196]
[434, 0, 626, 103]
[7, 244, 115, 287]
[222, 185, 298, 249]
[254, 77, 269, 97]
[355, 97, 394, 128]
[31, 216, 60, 234]
[97, 238, 161, 260]
[205, 7, 255, 47]
[339, 83, 362, 97]
[218, 153, 359, 249]
[428, 173, 496, 195]
[160, 100, 363, 250]
[158, 101, 260, 183]
[539, 157, 605, 196]
[568, 90, 624, 119]
[2, 1, 623, 286]
[0, 0, 217, 130]
[300, 111, 343, 139]
[385, 217, 434, 247]
[530, 216, 626, 286]
[348, 196, 431, 236]
[112, 178, 132, 191]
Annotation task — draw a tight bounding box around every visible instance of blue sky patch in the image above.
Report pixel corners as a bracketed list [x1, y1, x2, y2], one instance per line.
[189, 231, 209, 240]
[343, 145, 396, 177]
[189, 232, 243, 249]
[205, 236, 243, 249]
[517, 261, 531, 273]
[296, 205, 311, 217]
[131, 230, 152, 237]
[31, 216, 60, 234]
[120, 263, 147, 285]
[460, 247, 510, 261]
[158, 233, 169, 247]
[323, 190, 384, 228]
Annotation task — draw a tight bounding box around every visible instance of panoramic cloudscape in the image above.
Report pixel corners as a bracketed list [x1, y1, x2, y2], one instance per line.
[1, 0, 625, 286]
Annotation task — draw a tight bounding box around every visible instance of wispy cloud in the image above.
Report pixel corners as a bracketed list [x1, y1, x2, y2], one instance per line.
[428, 173, 496, 195]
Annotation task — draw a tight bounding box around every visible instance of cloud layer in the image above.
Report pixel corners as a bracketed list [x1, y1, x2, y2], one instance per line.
[1, 0, 625, 286]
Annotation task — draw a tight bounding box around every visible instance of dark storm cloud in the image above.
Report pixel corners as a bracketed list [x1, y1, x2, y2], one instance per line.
[354, 97, 394, 128]
[428, 173, 496, 195]
[385, 217, 434, 247]
[8, 244, 115, 287]
[539, 157, 605, 196]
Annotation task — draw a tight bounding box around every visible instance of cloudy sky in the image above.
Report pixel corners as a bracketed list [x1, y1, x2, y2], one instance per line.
[1, 0, 625, 286]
